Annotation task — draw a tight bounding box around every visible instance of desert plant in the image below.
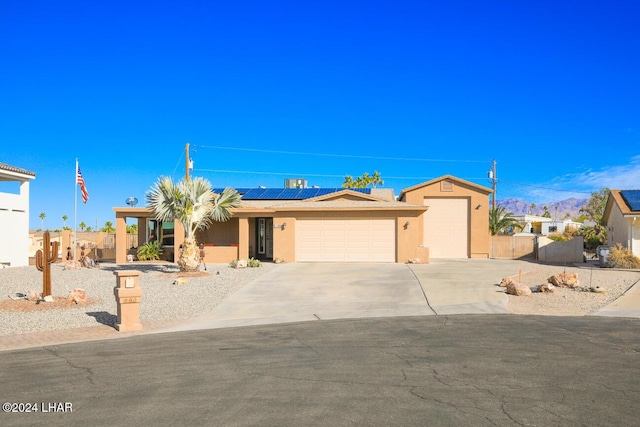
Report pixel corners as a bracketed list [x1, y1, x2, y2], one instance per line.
[137, 241, 163, 261]
[606, 243, 640, 269]
[489, 206, 522, 235]
[247, 257, 262, 267]
[146, 176, 241, 272]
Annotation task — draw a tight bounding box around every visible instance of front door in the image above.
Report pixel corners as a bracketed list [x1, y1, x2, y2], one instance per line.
[256, 218, 273, 260]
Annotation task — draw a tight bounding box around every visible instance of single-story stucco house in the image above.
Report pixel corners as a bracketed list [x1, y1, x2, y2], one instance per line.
[602, 189, 640, 257]
[0, 162, 36, 267]
[113, 175, 492, 264]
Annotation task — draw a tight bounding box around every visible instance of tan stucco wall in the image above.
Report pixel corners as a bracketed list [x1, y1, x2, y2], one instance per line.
[271, 210, 426, 263]
[401, 180, 491, 258]
[607, 203, 629, 248]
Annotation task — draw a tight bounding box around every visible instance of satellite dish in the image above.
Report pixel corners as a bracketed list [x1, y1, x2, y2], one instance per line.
[126, 197, 138, 207]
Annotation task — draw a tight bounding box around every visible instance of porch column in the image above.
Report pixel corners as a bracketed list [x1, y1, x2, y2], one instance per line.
[238, 217, 249, 260]
[138, 218, 147, 247]
[115, 213, 128, 264]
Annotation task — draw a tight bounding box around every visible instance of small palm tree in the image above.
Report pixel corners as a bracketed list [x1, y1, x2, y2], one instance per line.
[342, 175, 356, 188]
[101, 221, 115, 233]
[370, 171, 384, 188]
[62, 214, 68, 228]
[489, 207, 522, 235]
[146, 176, 241, 272]
[79, 222, 86, 231]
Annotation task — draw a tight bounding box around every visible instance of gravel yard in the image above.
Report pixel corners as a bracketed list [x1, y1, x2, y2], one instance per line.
[1, 260, 639, 337]
[504, 262, 640, 316]
[0, 262, 277, 336]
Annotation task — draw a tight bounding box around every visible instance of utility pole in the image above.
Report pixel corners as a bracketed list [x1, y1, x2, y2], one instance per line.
[185, 142, 190, 181]
[489, 159, 497, 210]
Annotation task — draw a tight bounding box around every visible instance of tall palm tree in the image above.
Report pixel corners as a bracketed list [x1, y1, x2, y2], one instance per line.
[146, 176, 241, 272]
[62, 214, 68, 228]
[489, 206, 522, 235]
[39, 212, 46, 231]
[79, 221, 86, 231]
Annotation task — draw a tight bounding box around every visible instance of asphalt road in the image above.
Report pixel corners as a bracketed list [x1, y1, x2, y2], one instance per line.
[2, 314, 639, 426]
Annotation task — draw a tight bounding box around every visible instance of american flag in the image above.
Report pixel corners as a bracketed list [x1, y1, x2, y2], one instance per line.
[76, 164, 89, 203]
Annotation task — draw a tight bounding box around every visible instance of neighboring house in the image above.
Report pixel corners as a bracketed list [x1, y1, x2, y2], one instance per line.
[113, 175, 493, 264]
[0, 162, 36, 267]
[512, 214, 583, 235]
[602, 190, 640, 257]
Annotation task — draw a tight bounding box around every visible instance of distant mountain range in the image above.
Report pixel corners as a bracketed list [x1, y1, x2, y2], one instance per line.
[497, 197, 588, 220]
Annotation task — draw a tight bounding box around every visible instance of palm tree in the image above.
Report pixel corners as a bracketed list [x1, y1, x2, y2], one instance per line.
[370, 171, 384, 188]
[101, 221, 115, 233]
[62, 214, 68, 228]
[39, 212, 46, 230]
[146, 176, 241, 272]
[342, 175, 356, 188]
[489, 206, 522, 235]
[79, 221, 86, 231]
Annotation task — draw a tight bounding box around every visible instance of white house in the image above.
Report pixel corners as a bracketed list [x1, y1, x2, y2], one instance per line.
[513, 214, 583, 236]
[602, 190, 640, 257]
[0, 162, 36, 267]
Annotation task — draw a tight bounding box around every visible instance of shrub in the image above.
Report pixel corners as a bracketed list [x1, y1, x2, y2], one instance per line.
[247, 257, 261, 267]
[137, 241, 163, 261]
[606, 243, 640, 269]
[229, 258, 262, 268]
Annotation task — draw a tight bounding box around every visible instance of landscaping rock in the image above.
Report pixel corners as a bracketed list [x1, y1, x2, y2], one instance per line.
[235, 260, 248, 269]
[537, 283, 555, 293]
[66, 288, 87, 304]
[548, 272, 579, 288]
[27, 289, 40, 301]
[506, 281, 532, 296]
[499, 277, 515, 287]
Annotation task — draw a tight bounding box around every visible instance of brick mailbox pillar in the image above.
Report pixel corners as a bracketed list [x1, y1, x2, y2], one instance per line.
[113, 270, 143, 332]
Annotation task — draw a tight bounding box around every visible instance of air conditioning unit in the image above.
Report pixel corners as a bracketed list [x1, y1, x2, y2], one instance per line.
[285, 178, 307, 189]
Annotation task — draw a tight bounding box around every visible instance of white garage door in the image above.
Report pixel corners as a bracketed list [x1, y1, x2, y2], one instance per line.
[296, 219, 396, 262]
[423, 198, 469, 258]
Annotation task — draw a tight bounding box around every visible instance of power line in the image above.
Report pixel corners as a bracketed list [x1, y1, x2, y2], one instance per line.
[194, 168, 487, 181]
[194, 144, 489, 163]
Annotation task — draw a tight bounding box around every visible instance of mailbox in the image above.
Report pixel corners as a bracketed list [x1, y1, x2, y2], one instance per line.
[113, 270, 143, 332]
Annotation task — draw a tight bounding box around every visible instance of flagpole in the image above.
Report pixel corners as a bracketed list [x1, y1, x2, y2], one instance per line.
[74, 158, 78, 262]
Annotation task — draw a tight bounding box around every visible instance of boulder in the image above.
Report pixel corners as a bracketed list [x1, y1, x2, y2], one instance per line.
[506, 281, 532, 296]
[499, 277, 515, 287]
[235, 259, 248, 269]
[66, 288, 87, 304]
[548, 273, 579, 288]
[408, 258, 421, 264]
[537, 283, 555, 293]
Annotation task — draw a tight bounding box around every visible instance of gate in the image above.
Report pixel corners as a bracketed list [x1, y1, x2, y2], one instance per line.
[491, 235, 536, 259]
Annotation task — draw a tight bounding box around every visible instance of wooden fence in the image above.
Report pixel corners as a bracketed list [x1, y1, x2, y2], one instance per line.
[491, 235, 536, 259]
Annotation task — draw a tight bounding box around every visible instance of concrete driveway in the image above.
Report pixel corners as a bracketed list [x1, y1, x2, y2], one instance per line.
[162, 259, 531, 333]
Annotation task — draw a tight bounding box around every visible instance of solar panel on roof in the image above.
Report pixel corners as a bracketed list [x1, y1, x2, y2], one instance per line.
[620, 190, 640, 211]
[211, 187, 372, 200]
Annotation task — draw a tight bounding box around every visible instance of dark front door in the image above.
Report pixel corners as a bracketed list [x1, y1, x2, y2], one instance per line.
[256, 218, 273, 260]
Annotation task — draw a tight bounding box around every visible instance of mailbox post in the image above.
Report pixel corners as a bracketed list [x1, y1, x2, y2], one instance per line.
[113, 270, 143, 332]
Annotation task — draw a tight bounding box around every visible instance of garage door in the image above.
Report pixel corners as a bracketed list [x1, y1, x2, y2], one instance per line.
[296, 219, 396, 262]
[423, 198, 469, 258]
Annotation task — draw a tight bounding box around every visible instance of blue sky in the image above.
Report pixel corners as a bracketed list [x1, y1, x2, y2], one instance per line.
[1, 0, 639, 230]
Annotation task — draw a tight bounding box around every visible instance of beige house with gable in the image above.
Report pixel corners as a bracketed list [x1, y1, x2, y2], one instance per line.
[602, 189, 640, 257]
[113, 175, 493, 264]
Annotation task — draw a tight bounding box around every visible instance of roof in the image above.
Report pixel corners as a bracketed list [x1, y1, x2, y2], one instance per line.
[398, 175, 492, 200]
[0, 162, 36, 179]
[603, 190, 640, 224]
